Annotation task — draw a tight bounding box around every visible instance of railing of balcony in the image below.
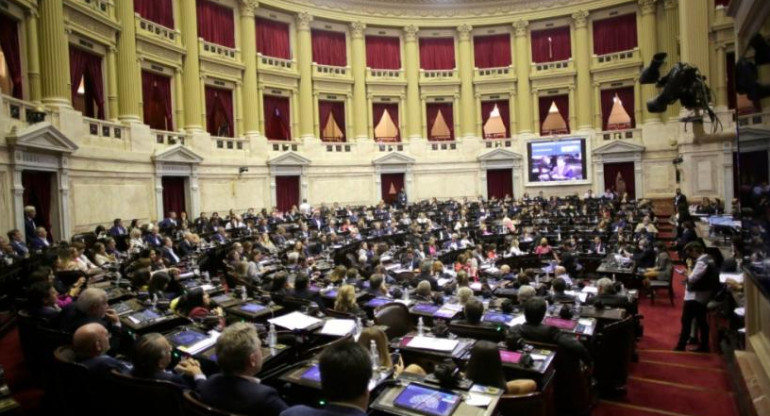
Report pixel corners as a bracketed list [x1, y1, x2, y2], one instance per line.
[258, 54, 294, 70]
[84, 117, 128, 140]
[200, 39, 238, 60]
[600, 127, 640, 141]
[593, 48, 640, 66]
[153, 129, 187, 146]
[532, 59, 572, 72]
[213, 136, 248, 150]
[135, 15, 180, 44]
[313, 64, 349, 76]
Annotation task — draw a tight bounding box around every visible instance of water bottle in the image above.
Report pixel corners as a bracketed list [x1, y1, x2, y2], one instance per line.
[151, 293, 158, 308]
[404, 288, 410, 301]
[268, 323, 277, 348]
[370, 340, 380, 369]
[574, 297, 582, 316]
[355, 317, 363, 336]
[417, 317, 425, 336]
[240, 286, 247, 301]
[612, 273, 617, 283]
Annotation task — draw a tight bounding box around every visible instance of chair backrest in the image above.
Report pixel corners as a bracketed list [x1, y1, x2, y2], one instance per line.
[325, 308, 356, 319]
[104, 369, 185, 416]
[447, 322, 505, 343]
[301, 334, 353, 360]
[183, 390, 246, 416]
[523, 339, 591, 416]
[497, 392, 547, 416]
[374, 303, 414, 339]
[279, 296, 312, 312]
[51, 345, 104, 413]
[593, 316, 635, 389]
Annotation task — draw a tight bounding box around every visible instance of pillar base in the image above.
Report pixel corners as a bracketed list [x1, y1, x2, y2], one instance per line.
[118, 115, 142, 124]
[184, 125, 205, 134]
[354, 134, 369, 142]
[41, 98, 72, 108]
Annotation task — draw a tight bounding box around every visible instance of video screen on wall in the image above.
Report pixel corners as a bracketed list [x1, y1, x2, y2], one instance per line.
[527, 138, 587, 183]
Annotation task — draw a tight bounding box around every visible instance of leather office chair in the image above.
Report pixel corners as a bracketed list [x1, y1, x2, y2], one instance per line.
[497, 391, 549, 416]
[182, 390, 246, 416]
[104, 369, 185, 416]
[52, 345, 107, 413]
[592, 316, 635, 395]
[447, 322, 506, 343]
[374, 303, 414, 339]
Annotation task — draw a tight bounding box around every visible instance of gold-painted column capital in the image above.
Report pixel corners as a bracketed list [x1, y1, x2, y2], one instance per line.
[404, 25, 419, 42]
[571, 10, 589, 28]
[512, 20, 529, 37]
[239, 0, 259, 17]
[351, 21, 366, 39]
[458, 24, 473, 41]
[638, 0, 657, 15]
[663, 0, 677, 10]
[297, 12, 313, 31]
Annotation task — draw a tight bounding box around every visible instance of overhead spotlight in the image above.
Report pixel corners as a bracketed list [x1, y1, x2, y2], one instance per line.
[749, 33, 770, 65]
[639, 52, 668, 84]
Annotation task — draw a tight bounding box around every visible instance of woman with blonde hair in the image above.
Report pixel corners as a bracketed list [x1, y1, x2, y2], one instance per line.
[358, 327, 426, 376]
[327, 265, 347, 285]
[333, 284, 359, 314]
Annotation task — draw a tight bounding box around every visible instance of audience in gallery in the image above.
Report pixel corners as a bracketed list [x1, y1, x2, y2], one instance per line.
[7, 189, 738, 415]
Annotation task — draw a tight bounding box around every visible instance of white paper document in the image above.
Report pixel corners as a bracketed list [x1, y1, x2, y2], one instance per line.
[320, 319, 356, 336]
[508, 315, 527, 327]
[407, 336, 459, 352]
[268, 311, 322, 331]
[720, 272, 744, 284]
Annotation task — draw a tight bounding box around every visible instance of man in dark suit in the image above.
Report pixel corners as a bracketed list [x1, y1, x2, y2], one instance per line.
[590, 236, 606, 255]
[108, 218, 128, 237]
[160, 237, 181, 266]
[410, 261, 439, 290]
[158, 212, 178, 230]
[28, 226, 51, 252]
[199, 323, 288, 416]
[551, 277, 576, 303]
[586, 278, 636, 314]
[507, 297, 592, 366]
[144, 226, 163, 247]
[23, 206, 37, 243]
[131, 333, 206, 389]
[73, 323, 130, 376]
[674, 188, 687, 211]
[178, 232, 196, 257]
[310, 214, 324, 231]
[280, 342, 370, 416]
[397, 188, 407, 209]
[59, 288, 123, 351]
[8, 229, 29, 257]
[450, 298, 492, 327]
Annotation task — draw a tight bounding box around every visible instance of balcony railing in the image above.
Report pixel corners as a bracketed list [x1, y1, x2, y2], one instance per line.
[80, 0, 112, 16]
[484, 138, 513, 149]
[475, 66, 513, 79]
[532, 58, 573, 73]
[258, 54, 294, 71]
[199, 39, 238, 61]
[84, 117, 127, 140]
[323, 142, 353, 153]
[600, 127, 640, 141]
[153, 129, 186, 146]
[2, 95, 47, 131]
[313, 64, 350, 77]
[420, 69, 458, 82]
[213, 136, 248, 150]
[376, 143, 404, 152]
[367, 68, 404, 79]
[736, 111, 770, 127]
[592, 48, 641, 67]
[429, 141, 457, 151]
[135, 15, 180, 45]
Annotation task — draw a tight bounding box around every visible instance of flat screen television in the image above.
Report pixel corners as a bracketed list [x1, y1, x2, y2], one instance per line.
[527, 138, 587, 183]
[394, 383, 462, 416]
[300, 364, 322, 382]
[167, 329, 209, 348]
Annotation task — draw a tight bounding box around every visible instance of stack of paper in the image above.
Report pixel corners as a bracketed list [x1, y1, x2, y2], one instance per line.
[320, 319, 356, 336]
[268, 311, 323, 331]
[407, 336, 459, 352]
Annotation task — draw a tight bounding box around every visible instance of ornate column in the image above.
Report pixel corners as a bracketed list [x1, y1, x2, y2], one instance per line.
[593, 81, 603, 130]
[714, 44, 728, 109]
[513, 20, 532, 134]
[662, 0, 681, 120]
[678, 0, 710, 82]
[572, 10, 593, 130]
[180, 0, 204, 131]
[106, 47, 119, 120]
[296, 12, 315, 141]
[174, 68, 185, 128]
[38, 0, 71, 106]
[115, 0, 142, 122]
[404, 25, 421, 140]
[457, 24, 475, 139]
[351, 21, 368, 141]
[235, 81, 244, 135]
[638, 0, 661, 123]
[25, 9, 41, 103]
[239, 0, 260, 135]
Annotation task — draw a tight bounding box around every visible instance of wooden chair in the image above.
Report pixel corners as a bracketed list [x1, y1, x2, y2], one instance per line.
[649, 268, 675, 306]
[374, 302, 414, 339]
[182, 390, 246, 416]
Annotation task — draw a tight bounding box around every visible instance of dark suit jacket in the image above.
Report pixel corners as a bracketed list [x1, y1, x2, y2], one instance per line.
[108, 226, 127, 236]
[24, 218, 37, 242]
[508, 322, 592, 365]
[586, 293, 636, 314]
[281, 404, 367, 416]
[80, 354, 130, 377]
[58, 305, 122, 350]
[161, 246, 181, 265]
[144, 234, 163, 247]
[132, 369, 201, 390]
[29, 236, 50, 251]
[178, 240, 195, 257]
[10, 240, 28, 256]
[199, 374, 288, 416]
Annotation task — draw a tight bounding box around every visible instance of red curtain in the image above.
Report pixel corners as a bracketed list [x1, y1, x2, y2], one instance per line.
[603, 162, 635, 199]
[256, 18, 290, 59]
[311, 29, 347, 66]
[134, 0, 173, 28]
[593, 14, 637, 55]
[141, 71, 173, 131]
[196, 0, 235, 48]
[0, 13, 22, 99]
[487, 169, 513, 200]
[372, 103, 400, 142]
[538, 94, 569, 134]
[426, 102, 454, 141]
[69, 47, 105, 119]
[205, 86, 234, 137]
[481, 100, 510, 139]
[162, 177, 186, 218]
[715, 0, 730, 7]
[381, 173, 404, 204]
[419, 37, 455, 70]
[473, 34, 511, 68]
[366, 36, 401, 69]
[318, 100, 346, 142]
[531, 26, 571, 63]
[600, 86, 635, 130]
[263, 95, 291, 141]
[276, 176, 300, 212]
[22, 171, 52, 236]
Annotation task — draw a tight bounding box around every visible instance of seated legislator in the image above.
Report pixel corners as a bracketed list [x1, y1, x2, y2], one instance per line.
[281, 342, 371, 416]
[585, 278, 635, 314]
[507, 298, 592, 366]
[59, 288, 122, 345]
[72, 322, 130, 376]
[25, 280, 62, 322]
[131, 333, 206, 389]
[199, 323, 288, 416]
[358, 328, 425, 376]
[551, 277, 576, 304]
[28, 226, 50, 252]
[451, 298, 490, 327]
[465, 340, 537, 395]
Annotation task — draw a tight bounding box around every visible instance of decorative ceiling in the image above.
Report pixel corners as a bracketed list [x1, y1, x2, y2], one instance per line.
[281, 0, 596, 18]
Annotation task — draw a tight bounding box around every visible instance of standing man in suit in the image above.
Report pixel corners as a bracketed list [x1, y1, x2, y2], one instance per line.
[23, 206, 38, 243]
[674, 188, 687, 211]
[396, 188, 408, 209]
[199, 323, 288, 416]
[675, 242, 718, 352]
[590, 236, 606, 255]
[159, 212, 178, 230]
[281, 342, 371, 416]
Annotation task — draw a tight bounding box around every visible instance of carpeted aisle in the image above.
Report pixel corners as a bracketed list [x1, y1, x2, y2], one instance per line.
[593, 260, 740, 416]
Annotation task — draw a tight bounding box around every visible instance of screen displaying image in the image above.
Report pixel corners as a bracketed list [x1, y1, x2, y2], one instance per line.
[412, 303, 440, 314]
[499, 350, 522, 364]
[129, 309, 160, 323]
[394, 384, 462, 416]
[366, 298, 390, 308]
[300, 364, 322, 383]
[544, 316, 578, 330]
[482, 312, 513, 324]
[239, 303, 267, 314]
[211, 294, 231, 304]
[527, 139, 586, 182]
[167, 329, 209, 348]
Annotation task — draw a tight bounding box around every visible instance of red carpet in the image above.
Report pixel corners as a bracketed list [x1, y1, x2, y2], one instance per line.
[593, 262, 740, 416]
[0, 326, 45, 415]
